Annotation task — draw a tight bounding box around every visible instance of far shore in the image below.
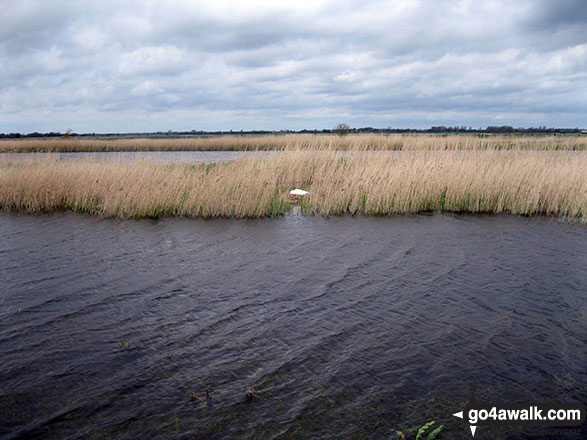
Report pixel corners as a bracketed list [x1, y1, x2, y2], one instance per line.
[1, 133, 586, 153]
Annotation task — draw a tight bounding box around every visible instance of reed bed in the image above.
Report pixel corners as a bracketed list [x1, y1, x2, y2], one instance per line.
[1, 133, 586, 153]
[1, 149, 585, 222]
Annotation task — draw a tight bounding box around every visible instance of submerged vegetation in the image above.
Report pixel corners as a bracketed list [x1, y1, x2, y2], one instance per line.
[0, 148, 585, 222]
[0, 133, 586, 153]
[415, 421, 443, 440]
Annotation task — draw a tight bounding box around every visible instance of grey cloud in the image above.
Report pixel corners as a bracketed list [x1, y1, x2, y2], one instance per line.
[1, 0, 586, 132]
[525, 0, 587, 28]
[0, 1, 72, 54]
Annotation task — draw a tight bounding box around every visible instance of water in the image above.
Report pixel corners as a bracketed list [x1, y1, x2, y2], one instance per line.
[2, 150, 582, 165]
[0, 151, 264, 164]
[0, 213, 585, 439]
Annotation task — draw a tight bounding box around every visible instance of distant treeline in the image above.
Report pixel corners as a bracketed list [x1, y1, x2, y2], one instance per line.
[1, 126, 585, 138]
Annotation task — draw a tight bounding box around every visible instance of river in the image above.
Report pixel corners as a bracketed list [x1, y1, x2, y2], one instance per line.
[0, 213, 585, 439]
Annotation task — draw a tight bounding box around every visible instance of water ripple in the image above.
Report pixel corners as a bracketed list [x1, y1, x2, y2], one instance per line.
[0, 212, 585, 439]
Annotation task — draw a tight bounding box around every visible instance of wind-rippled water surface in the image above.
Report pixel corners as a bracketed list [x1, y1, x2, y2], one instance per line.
[0, 213, 585, 439]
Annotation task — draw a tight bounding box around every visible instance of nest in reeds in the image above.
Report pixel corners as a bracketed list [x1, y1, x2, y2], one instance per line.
[285, 193, 304, 204]
[285, 189, 309, 205]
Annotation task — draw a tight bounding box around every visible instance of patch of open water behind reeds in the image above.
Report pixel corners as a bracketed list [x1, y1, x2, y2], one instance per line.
[0, 150, 261, 164]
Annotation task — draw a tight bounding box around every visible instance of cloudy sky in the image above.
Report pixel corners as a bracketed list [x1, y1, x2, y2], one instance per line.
[1, 0, 586, 133]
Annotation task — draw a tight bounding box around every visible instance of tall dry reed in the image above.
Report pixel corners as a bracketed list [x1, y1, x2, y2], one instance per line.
[0, 134, 586, 153]
[1, 150, 584, 221]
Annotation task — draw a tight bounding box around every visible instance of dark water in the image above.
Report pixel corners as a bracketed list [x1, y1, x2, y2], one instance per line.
[0, 213, 585, 439]
[0, 151, 264, 164]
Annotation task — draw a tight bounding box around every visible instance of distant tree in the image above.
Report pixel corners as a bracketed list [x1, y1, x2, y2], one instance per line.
[63, 128, 73, 138]
[486, 125, 514, 134]
[333, 122, 350, 136]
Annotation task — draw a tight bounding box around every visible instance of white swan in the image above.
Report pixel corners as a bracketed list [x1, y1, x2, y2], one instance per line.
[289, 189, 309, 196]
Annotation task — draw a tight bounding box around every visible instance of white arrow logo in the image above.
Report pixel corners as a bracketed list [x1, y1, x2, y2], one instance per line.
[452, 411, 476, 436]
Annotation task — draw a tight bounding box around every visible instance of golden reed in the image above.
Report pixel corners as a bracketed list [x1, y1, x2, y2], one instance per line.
[0, 149, 585, 222]
[0, 133, 586, 153]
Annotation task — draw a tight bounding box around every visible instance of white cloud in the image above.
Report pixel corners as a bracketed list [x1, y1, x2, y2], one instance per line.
[334, 71, 360, 82]
[130, 81, 164, 96]
[116, 46, 189, 76]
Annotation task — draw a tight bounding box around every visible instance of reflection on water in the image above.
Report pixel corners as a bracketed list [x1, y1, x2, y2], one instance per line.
[0, 213, 585, 439]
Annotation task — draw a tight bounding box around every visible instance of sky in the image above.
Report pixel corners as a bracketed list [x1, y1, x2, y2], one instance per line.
[1, 0, 586, 133]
